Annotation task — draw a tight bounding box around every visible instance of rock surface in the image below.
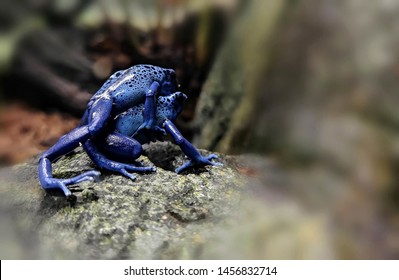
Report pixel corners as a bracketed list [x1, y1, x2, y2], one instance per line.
[1, 141, 398, 259]
[0, 141, 339, 260]
[0, 142, 243, 259]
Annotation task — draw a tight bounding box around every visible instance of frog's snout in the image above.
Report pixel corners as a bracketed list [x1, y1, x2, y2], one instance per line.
[171, 91, 187, 105]
[176, 92, 187, 103]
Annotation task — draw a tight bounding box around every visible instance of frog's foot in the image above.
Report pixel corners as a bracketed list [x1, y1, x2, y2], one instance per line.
[175, 154, 223, 174]
[153, 126, 167, 136]
[40, 170, 101, 197]
[134, 122, 166, 137]
[97, 159, 156, 181]
[84, 138, 155, 181]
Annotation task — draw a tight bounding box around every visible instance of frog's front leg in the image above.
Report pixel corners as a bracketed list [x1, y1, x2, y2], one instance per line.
[84, 133, 156, 180]
[134, 81, 166, 136]
[38, 96, 113, 197]
[163, 119, 223, 173]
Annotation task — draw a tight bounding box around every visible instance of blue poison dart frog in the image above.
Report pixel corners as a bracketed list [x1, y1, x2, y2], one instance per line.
[38, 65, 222, 197]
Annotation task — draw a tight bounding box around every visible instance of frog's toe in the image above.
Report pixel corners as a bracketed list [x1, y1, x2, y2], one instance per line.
[206, 154, 218, 160]
[59, 182, 72, 197]
[204, 154, 223, 166]
[149, 166, 157, 172]
[175, 154, 223, 174]
[41, 171, 101, 197]
[211, 161, 223, 167]
[175, 161, 193, 174]
[61, 170, 101, 185]
[205, 154, 223, 167]
[119, 169, 137, 181]
[114, 163, 157, 181]
[41, 178, 72, 197]
[123, 163, 156, 173]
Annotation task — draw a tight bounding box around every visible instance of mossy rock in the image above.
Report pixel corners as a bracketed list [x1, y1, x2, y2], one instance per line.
[0, 142, 338, 259]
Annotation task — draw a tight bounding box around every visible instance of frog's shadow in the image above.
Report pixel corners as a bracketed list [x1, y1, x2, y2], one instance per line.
[143, 142, 209, 175]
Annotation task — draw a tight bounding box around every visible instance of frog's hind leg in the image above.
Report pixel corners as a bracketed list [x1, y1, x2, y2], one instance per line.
[38, 126, 101, 197]
[38, 97, 113, 197]
[78, 107, 89, 126]
[84, 133, 155, 181]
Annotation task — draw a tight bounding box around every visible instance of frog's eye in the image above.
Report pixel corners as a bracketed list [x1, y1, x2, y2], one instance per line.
[165, 69, 176, 79]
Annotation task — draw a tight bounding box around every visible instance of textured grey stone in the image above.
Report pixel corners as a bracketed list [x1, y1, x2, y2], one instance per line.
[0, 142, 247, 259]
[1, 141, 340, 260]
[2, 142, 398, 260]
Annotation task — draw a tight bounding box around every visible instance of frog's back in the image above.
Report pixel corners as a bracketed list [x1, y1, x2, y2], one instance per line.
[92, 65, 167, 113]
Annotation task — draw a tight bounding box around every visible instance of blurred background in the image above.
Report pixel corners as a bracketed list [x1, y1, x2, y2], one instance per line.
[1, 0, 399, 259]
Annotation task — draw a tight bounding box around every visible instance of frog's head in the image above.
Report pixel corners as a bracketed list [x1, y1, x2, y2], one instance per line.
[160, 69, 178, 95]
[169, 91, 187, 121]
[158, 91, 187, 121]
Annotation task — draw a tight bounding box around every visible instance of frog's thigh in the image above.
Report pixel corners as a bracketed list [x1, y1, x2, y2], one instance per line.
[94, 132, 143, 162]
[87, 97, 113, 136]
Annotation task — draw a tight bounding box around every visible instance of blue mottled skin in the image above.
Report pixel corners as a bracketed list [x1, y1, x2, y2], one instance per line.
[115, 93, 183, 141]
[38, 65, 222, 197]
[82, 64, 176, 118]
